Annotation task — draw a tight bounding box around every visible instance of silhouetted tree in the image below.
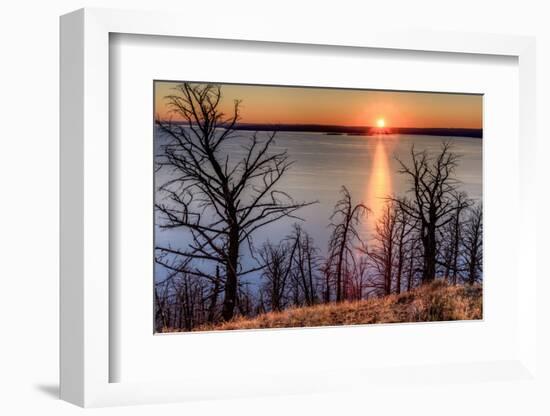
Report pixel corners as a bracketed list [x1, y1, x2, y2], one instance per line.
[439, 192, 472, 283]
[326, 186, 369, 301]
[463, 203, 483, 285]
[155, 83, 314, 321]
[207, 266, 222, 322]
[349, 257, 369, 300]
[405, 236, 423, 291]
[259, 240, 293, 312]
[393, 202, 416, 293]
[391, 143, 461, 284]
[367, 199, 417, 296]
[369, 201, 399, 295]
[237, 282, 255, 317]
[288, 224, 320, 306]
[320, 260, 332, 303]
[154, 283, 170, 331]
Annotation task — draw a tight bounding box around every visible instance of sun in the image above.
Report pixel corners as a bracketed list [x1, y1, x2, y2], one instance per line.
[376, 118, 386, 128]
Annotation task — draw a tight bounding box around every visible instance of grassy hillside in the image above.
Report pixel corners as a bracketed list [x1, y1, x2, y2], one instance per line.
[181, 280, 482, 332]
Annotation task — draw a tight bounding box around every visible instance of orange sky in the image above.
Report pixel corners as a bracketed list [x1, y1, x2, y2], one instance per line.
[154, 81, 482, 129]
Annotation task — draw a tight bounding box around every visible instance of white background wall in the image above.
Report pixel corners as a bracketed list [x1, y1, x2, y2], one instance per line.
[0, 1, 548, 415]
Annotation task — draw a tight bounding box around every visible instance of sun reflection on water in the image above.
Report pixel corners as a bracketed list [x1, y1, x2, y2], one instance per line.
[365, 136, 393, 232]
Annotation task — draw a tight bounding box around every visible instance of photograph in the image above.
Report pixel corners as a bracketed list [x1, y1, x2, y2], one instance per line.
[153, 81, 483, 333]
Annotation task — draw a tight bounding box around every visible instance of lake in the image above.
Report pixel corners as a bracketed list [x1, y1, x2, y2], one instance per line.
[154, 130, 482, 288]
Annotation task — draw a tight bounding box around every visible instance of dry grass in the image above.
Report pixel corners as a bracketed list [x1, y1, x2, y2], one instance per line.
[162, 280, 482, 333]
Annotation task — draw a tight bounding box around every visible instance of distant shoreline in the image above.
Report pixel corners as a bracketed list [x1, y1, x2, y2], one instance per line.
[232, 123, 483, 138]
[162, 121, 483, 138]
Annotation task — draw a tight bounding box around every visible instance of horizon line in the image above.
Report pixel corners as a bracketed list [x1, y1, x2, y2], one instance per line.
[155, 120, 483, 137]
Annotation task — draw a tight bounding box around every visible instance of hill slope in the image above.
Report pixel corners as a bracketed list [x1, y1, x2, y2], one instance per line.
[193, 280, 482, 332]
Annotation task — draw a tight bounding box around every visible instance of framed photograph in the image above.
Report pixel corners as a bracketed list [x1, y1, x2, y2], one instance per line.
[152, 81, 483, 334]
[60, 8, 537, 408]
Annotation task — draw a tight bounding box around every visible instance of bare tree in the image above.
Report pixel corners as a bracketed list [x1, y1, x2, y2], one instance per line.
[154, 282, 171, 331]
[207, 266, 222, 323]
[237, 282, 255, 317]
[155, 83, 314, 321]
[439, 192, 472, 283]
[326, 186, 369, 302]
[259, 240, 292, 312]
[349, 256, 369, 300]
[155, 249, 223, 330]
[390, 143, 461, 284]
[154, 271, 212, 331]
[393, 202, 416, 294]
[288, 224, 320, 306]
[404, 236, 423, 292]
[463, 203, 483, 285]
[366, 199, 416, 296]
[369, 201, 398, 295]
[320, 260, 332, 303]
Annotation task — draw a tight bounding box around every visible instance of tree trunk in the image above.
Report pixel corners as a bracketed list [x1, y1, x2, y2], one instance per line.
[306, 245, 315, 305]
[154, 288, 168, 330]
[450, 211, 462, 284]
[407, 249, 414, 292]
[324, 269, 331, 303]
[222, 227, 239, 321]
[207, 267, 221, 322]
[384, 239, 393, 296]
[395, 225, 406, 294]
[395, 256, 403, 294]
[468, 258, 477, 285]
[422, 221, 437, 283]
[336, 221, 350, 302]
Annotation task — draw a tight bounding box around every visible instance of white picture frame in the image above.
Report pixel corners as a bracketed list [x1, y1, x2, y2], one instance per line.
[60, 7, 537, 408]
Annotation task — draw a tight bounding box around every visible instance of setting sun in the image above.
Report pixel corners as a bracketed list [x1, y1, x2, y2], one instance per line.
[376, 118, 386, 128]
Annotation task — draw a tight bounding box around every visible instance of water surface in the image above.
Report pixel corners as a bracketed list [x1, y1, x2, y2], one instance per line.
[155, 130, 482, 288]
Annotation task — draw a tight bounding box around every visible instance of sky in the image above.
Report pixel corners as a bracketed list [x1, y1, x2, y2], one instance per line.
[154, 81, 483, 129]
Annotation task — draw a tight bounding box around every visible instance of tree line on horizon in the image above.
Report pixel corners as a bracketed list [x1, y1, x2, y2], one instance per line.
[153, 83, 483, 332]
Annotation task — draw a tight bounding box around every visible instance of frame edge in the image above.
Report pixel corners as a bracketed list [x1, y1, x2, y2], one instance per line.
[60, 8, 85, 407]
